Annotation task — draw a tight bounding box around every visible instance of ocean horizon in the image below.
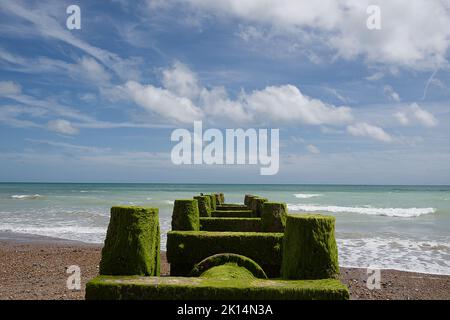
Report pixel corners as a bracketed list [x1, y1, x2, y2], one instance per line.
[0, 182, 449, 275]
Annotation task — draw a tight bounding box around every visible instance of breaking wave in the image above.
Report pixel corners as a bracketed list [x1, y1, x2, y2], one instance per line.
[337, 236, 450, 275]
[293, 193, 322, 199]
[11, 194, 43, 200]
[288, 204, 435, 218]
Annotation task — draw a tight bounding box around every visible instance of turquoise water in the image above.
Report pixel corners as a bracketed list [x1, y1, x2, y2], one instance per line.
[0, 183, 449, 274]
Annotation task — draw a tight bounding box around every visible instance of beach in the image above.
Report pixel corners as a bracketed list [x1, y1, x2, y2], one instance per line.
[0, 232, 449, 300]
[1, 183, 449, 300]
[2, 183, 450, 276]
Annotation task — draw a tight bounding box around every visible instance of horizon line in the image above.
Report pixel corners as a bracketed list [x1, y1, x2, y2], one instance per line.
[0, 181, 449, 187]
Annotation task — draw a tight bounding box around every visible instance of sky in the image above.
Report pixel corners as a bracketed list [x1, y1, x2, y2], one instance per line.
[0, 0, 450, 184]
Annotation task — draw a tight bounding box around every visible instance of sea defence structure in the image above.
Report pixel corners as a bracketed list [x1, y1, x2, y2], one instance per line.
[86, 193, 349, 300]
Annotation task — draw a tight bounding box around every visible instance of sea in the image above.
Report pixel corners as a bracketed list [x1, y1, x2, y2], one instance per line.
[0, 183, 449, 275]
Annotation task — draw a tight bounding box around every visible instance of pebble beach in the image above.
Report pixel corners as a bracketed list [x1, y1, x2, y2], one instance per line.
[1, 232, 449, 300]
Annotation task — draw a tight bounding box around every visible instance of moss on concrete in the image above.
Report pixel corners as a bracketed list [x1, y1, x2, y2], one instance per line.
[190, 253, 267, 279]
[249, 197, 268, 217]
[167, 231, 283, 277]
[85, 276, 349, 300]
[244, 195, 257, 208]
[281, 214, 339, 280]
[200, 263, 256, 279]
[99, 206, 160, 276]
[211, 210, 253, 218]
[194, 196, 211, 217]
[208, 194, 217, 210]
[171, 199, 200, 231]
[216, 204, 248, 211]
[200, 217, 261, 232]
[261, 202, 287, 232]
[214, 193, 222, 205]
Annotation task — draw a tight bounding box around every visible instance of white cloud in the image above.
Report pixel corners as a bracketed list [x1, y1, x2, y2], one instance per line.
[383, 85, 401, 102]
[123, 80, 204, 124]
[0, 49, 113, 87]
[410, 103, 438, 127]
[180, 0, 450, 70]
[162, 61, 200, 99]
[365, 72, 384, 81]
[3, 89, 94, 123]
[0, 81, 21, 96]
[0, 81, 172, 132]
[199, 86, 251, 124]
[0, 2, 142, 80]
[394, 111, 410, 125]
[116, 62, 353, 126]
[307, 144, 320, 154]
[347, 122, 393, 142]
[79, 56, 111, 83]
[395, 103, 438, 127]
[47, 119, 79, 135]
[0, 105, 42, 129]
[244, 85, 353, 125]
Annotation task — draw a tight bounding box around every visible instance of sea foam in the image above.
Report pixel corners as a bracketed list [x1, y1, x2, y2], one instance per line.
[288, 204, 435, 218]
[11, 194, 43, 200]
[293, 193, 322, 199]
[337, 236, 450, 275]
[0, 225, 106, 243]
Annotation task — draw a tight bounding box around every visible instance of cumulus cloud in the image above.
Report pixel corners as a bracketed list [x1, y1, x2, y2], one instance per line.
[162, 61, 200, 99]
[178, 0, 450, 70]
[347, 122, 393, 142]
[123, 80, 204, 124]
[395, 103, 438, 127]
[244, 85, 353, 125]
[118, 62, 353, 126]
[47, 119, 79, 135]
[199, 86, 251, 124]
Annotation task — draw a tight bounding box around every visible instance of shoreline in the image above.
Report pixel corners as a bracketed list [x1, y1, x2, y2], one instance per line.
[2, 231, 448, 277]
[0, 231, 449, 300]
[0, 231, 99, 246]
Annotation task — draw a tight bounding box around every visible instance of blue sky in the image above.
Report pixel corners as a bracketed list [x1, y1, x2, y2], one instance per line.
[0, 0, 450, 184]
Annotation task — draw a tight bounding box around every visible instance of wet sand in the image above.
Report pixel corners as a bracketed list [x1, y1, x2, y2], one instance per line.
[0, 232, 449, 300]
